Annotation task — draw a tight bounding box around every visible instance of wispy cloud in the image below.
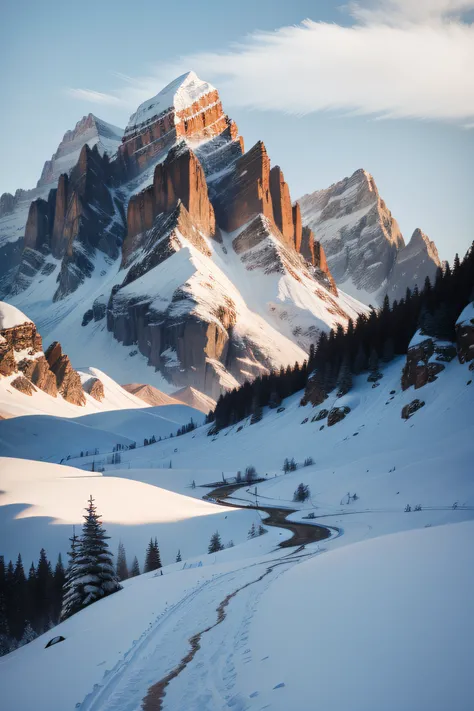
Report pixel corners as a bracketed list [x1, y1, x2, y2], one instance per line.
[67, 88, 123, 105]
[68, 0, 474, 126]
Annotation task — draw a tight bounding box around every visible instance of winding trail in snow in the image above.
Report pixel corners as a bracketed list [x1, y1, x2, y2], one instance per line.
[141, 483, 333, 709]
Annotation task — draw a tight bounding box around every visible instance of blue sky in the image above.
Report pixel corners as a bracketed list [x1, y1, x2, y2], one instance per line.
[1, 0, 473, 261]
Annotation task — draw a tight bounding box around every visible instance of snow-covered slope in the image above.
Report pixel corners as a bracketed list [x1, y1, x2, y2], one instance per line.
[299, 169, 440, 306]
[0, 328, 472, 710]
[0, 457, 259, 570]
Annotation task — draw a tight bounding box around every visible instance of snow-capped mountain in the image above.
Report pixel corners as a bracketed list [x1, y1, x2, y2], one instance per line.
[0, 72, 365, 397]
[0, 114, 123, 294]
[299, 169, 440, 306]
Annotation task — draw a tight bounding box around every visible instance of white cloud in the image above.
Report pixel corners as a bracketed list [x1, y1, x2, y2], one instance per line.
[67, 88, 123, 105]
[68, 2, 474, 126]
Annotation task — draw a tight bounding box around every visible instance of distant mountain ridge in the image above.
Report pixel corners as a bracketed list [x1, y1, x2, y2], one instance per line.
[299, 169, 441, 306]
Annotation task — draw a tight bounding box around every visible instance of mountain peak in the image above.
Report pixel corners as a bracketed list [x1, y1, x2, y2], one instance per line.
[407, 228, 440, 266]
[37, 113, 123, 188]
[124, 71, 216, 139]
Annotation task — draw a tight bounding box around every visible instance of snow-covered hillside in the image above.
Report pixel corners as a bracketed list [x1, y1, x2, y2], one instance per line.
[0, 330, 473, 710]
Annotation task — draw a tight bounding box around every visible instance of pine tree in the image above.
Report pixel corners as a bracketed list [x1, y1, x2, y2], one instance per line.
[129, 556, 140, 578]
[248, 522, 256, 539]
[176, 550, 182, 563]
[208, 531, 224, 553]
[73, 496, 122, 610]
[35, 548, 53, 633]
[61, 528, 81, 620]
[116, 542, 129, 581]
[144, 539, 162, 572]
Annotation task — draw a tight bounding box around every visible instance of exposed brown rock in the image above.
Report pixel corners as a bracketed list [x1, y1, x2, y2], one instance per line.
[120, 86, 235, 175]
[213, 141, 274, 232]
[269, 166, 294, 246]
[24, 198, 52, 251]
[292, 203, 303, 252]
[11, 375, 35, 396]
[45, 341, 85, 405]
[50, 173, 69, 258]
[401, 335, 449, 391]
[328, 406, 350, 426]
[83, 376, 104, 401]
[401, 399, 425, 419]
[18, 356, 58, 396]
[456, 305, 474, 364]
[0, 342, 16, 376]
[126, 145, 217, 244]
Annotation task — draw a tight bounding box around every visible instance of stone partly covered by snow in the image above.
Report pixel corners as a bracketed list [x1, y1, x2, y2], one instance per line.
[124, 72, 216, 138]
[456, 301, 474, 326]
[0, 301, 31, 329]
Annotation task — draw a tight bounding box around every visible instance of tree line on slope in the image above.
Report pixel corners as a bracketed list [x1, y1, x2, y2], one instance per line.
[0, 496, 168, 656]
[207, 243, 474, 431]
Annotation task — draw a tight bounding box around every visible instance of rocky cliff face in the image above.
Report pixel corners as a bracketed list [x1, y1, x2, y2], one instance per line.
[299, 169, 438, 306]
[37, 113, 123, 188]
[126, 143, 217, 243]
[0, 302, 98, 406]
[13, 144, 125, 299]
[120, 72, 235, 176]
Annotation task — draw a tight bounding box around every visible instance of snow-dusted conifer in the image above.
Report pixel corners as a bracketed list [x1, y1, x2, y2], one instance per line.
[208, 531, 223, 553]
[61, 528, 81, 620]
[176, 550, 182, 563]
[73, 496, 121, 611]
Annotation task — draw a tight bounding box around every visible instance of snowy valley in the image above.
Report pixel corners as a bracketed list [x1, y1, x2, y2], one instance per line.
[0, 65, 473, 711]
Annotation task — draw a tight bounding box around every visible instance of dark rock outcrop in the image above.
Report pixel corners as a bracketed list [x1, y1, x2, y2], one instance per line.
[401, 399, 425, 419]
[213, 141, 274, 232]
[45, 341, 85, 405]
[328, 406, 350, 426]
[456, 303, 474, 364]
[401, 334, 452, 390]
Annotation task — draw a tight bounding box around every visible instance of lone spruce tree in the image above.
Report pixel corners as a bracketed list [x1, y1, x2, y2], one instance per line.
[72, 496, 121, 610]
[208, 531, 223, 553]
